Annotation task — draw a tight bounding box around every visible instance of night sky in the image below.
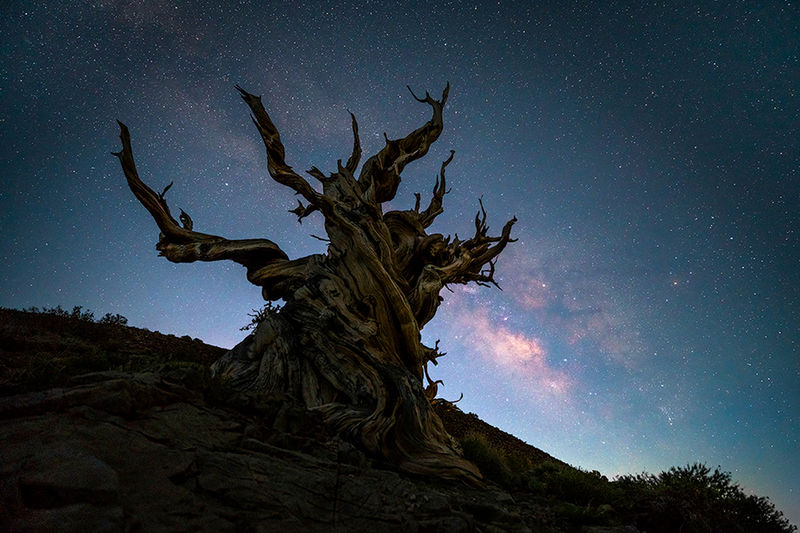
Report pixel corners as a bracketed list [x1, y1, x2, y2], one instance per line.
[1, 0, 798, 523]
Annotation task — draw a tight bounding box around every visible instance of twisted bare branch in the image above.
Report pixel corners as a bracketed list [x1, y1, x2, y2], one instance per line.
[236, 86, 332, 216]
[113, 121, 288, 272]
[345, 111, 361, 174]
[358, 83, 450, 205]
[417, 150, 453, 228]
[440, 210, 517, 286]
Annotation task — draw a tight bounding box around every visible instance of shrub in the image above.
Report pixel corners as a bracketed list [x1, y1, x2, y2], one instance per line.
[460, 433, 515, 486]
[615, 463, 796, 533]
[24, 305, 69, 317]
[522, 461, 620, 508]
[99, 313, 129, 325]
[21, 306, 128, 326]
[240, 301, 281, 331]
[69, 306, 95, 322]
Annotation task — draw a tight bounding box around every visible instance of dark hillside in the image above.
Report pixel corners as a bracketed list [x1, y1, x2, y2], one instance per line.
[0, 307, 224, 395]
[0, 308, 560, 467]
[1, 307, 794, 533]
[0, 307, 564, 469]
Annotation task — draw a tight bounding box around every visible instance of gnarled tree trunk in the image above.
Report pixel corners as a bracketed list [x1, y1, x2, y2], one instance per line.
[114, 85, 515, 484]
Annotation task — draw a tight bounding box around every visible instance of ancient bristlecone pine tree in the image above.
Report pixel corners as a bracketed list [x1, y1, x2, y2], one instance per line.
[114, 85, 516, 484]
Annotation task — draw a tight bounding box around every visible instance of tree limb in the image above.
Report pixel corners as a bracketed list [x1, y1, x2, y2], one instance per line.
[357, 83, 450, 205]
[236, 86, 332, 215]
[289, 200, 318, 222]
[440, 209, 517, 286]
[417, 150, 453, 228]
[345, 111, 361, 174]
[113, 121, 289, 272]
[404, 201, 516, 320]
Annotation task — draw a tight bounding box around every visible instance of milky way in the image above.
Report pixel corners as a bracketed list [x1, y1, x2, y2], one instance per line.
[1, 1, 797, 523]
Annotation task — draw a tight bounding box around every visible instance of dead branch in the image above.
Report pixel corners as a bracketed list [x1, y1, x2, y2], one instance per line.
[236, 86, 332, 216]
[113, 121, 288, 272]
[417, 150, 454, 228]
[357, 83, 450, 205]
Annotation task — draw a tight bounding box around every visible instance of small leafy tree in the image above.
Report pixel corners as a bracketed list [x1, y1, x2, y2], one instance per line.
[616, 463, 796, 533]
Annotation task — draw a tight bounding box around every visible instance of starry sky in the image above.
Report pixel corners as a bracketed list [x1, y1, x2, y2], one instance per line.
[1, 0, 798, 523]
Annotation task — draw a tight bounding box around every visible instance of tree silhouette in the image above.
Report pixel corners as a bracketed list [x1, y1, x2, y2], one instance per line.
[114, 85, 516, 483]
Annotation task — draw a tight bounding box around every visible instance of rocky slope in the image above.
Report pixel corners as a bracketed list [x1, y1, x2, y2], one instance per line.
[0, 308, 637, 532]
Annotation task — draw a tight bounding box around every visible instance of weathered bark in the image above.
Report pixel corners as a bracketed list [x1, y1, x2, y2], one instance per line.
[114, 85, 516, 484]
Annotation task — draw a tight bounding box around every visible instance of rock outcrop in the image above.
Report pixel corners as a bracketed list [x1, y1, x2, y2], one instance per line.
[0, 369, 551, 532]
